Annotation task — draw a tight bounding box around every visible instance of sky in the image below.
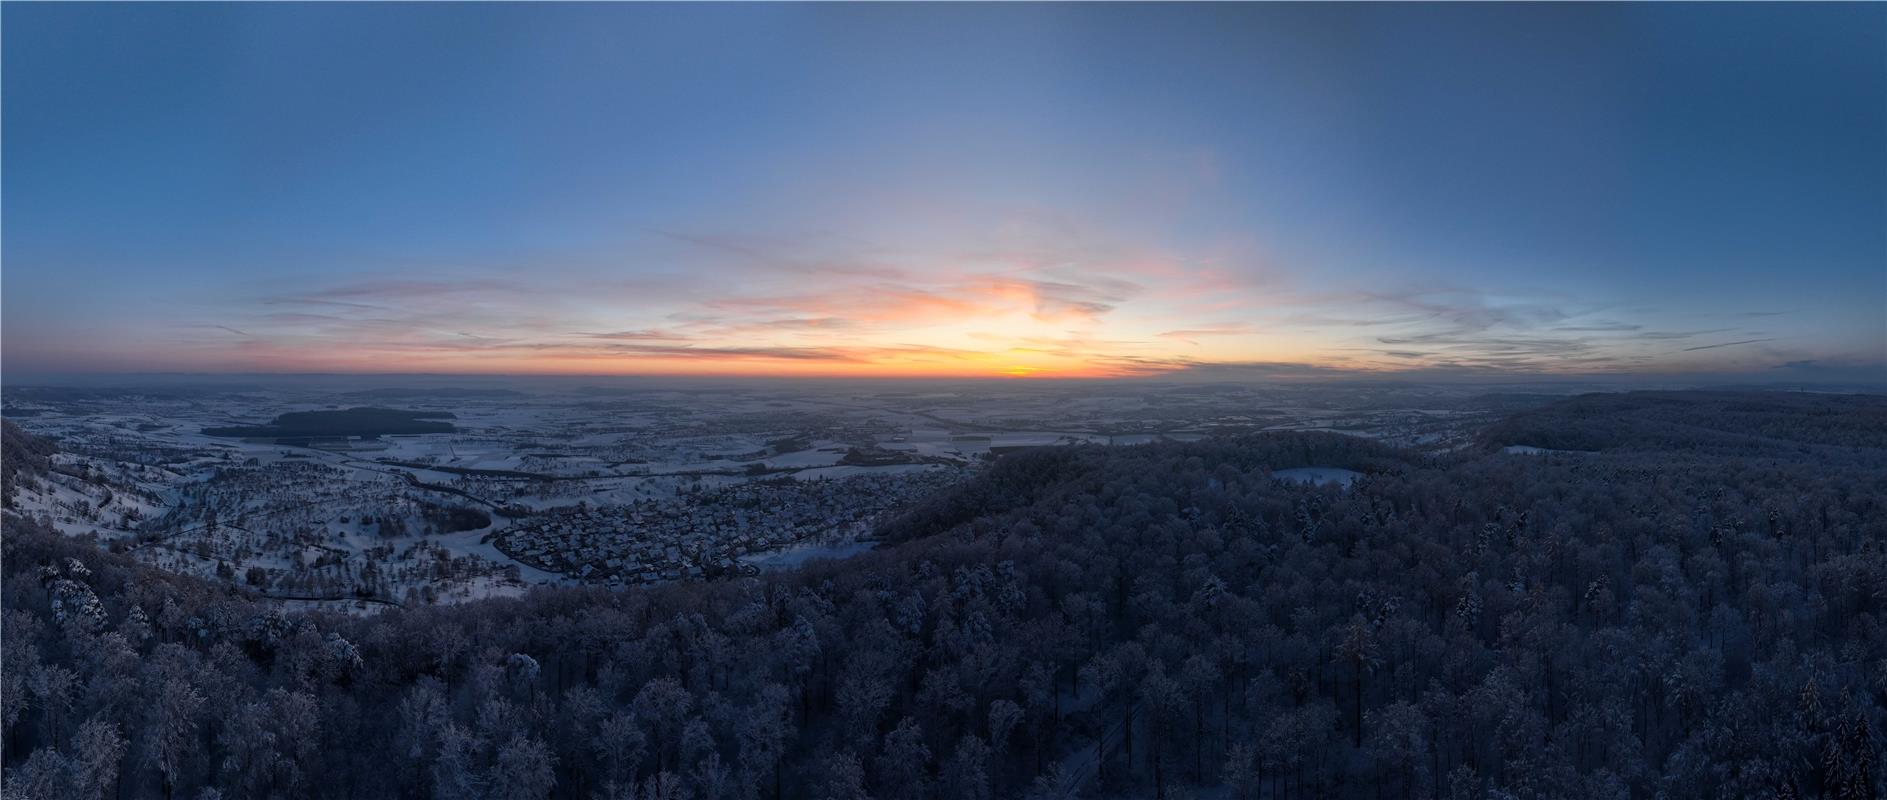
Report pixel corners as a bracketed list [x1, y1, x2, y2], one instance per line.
[4, 3, 1883, 382]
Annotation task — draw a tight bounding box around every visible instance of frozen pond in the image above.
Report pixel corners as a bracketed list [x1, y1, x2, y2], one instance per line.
[1272, 467, 1362, 487]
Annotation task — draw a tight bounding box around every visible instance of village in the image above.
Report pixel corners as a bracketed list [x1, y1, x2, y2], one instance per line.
[492, 467, 961, 585]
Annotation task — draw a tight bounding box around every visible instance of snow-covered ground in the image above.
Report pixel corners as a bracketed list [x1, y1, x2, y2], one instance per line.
[4, 379, 1534, 612]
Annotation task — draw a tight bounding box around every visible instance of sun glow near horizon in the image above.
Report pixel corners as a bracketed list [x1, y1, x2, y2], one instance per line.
[8, 255, 1874, 380]
[1, 3, 1880, 383]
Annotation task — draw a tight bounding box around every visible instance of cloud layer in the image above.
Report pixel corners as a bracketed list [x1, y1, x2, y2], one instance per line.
[80, 229, 1836, 379]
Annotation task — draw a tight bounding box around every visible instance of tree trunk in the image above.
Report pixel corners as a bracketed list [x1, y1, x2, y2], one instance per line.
[1195, 700, 1205, 782]
[1354, 664, 1364, 748]
[1123, 705, 1135, 767]
[1154, 745, 1165, 800]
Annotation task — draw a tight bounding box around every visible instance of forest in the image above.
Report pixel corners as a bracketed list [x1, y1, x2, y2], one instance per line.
[3, 390, 1884, 799]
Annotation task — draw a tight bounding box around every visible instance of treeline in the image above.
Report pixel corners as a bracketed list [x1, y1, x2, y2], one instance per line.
[1478, 390, 1887, 454]
[2, 420, 57, 506]
[4, 392, 1886, 799]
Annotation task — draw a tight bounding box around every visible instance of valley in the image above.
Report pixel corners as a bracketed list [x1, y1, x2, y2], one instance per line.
[1, 380, 1548, 611]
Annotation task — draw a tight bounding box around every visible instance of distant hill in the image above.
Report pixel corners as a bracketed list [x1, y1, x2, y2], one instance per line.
[202, 406, 457, 438]
[338, 387, 526, 399]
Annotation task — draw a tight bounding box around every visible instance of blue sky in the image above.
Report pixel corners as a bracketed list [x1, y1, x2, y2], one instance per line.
[4, 3, 1882, 379]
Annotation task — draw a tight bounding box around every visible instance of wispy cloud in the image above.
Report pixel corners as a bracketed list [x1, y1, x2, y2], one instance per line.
[1158, 322, 1258, 343]
[581, 330, 688, 341]
[144, 231, 1831, 378]
[1683, 337, 1779, 352]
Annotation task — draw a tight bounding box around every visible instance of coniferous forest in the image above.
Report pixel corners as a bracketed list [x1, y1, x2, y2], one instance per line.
[4, 391, 1885, 800]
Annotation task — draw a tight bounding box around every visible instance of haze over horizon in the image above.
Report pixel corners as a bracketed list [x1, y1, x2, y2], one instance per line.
[4, 3, 1883, 382]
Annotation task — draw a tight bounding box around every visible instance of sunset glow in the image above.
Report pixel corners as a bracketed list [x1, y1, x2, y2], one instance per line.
[3, 3, 1882, 382]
